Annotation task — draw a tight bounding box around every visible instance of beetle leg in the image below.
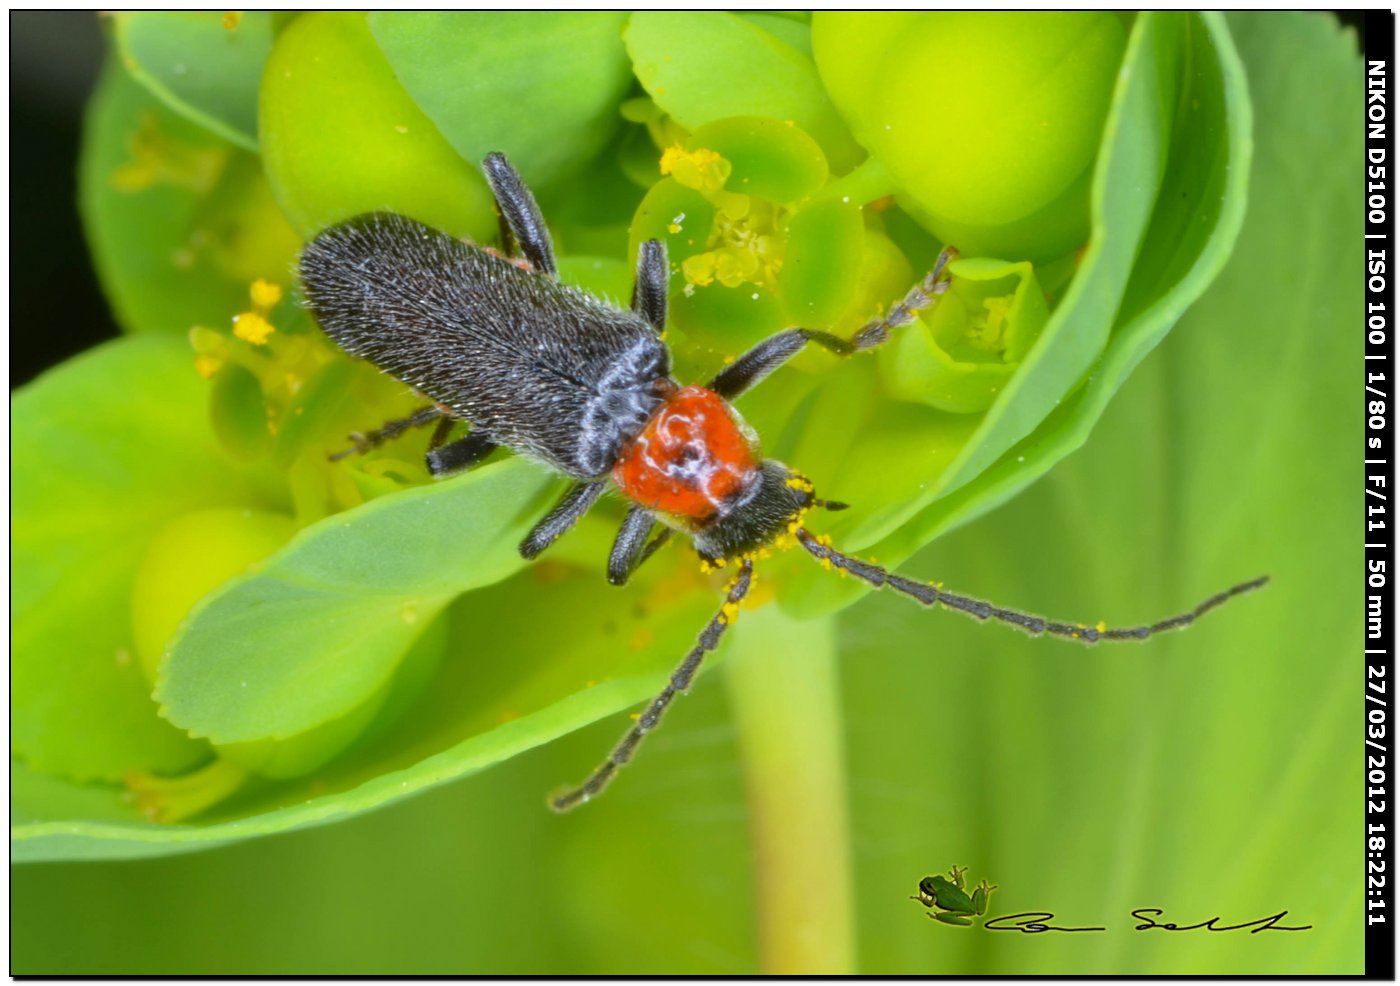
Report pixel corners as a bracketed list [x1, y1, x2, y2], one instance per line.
[631, 239, 668, 332]
[426, 429, 499, 477]
[607, 506, 674, 586]
[550, 560, 754, 811]
[481, 152, 557, 276]
[328, 405, 444, 462]
[427, 414, 455, 450]
[519, 480, 607, 559]
[708, 246, 958, 400]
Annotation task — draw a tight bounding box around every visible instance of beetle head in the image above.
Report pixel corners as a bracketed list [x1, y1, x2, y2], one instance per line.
[690, 460, 815, 565]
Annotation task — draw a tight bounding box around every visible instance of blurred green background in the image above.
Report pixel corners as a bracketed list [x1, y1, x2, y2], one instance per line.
[11, 11, 1362, 974]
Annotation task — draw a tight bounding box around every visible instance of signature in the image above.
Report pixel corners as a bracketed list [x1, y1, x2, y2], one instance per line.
[981, 909, 1312, 935]
[909, 867, 1312, 935]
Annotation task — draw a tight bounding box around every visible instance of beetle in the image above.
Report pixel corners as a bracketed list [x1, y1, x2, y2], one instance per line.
[298, 152, 1268, 812]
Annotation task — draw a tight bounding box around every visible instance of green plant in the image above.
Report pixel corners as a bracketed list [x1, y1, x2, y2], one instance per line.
[12, 11, 1361, 976]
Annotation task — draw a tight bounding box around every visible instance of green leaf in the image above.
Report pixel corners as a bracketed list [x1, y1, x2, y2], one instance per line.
[157, 460, 556, 745]
[14, 547, 719, 862]
[778, 11, 1252, 614]
[113, 11, 273, 152]
[841, 12, 1360, 972]
[11, 14, 1362, 978]
[624, 12, 863, 173]
[258, 11, 496, 241]
[738, 12, 814, 57]
[627, 177, 716, 265]
[775, 197, 863, 325]
[12, 334, 276, 782]
[79, 59, 299, 335]
[368, 12, 634, 190]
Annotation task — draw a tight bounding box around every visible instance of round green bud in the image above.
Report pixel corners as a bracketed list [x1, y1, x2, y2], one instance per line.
[813, 12, 1126, 260]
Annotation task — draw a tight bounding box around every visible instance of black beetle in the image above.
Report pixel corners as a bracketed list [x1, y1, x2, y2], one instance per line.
[298, 152, 1268, 811]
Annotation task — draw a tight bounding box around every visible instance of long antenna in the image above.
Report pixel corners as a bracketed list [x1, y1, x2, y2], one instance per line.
[794, 529, 1267, 643]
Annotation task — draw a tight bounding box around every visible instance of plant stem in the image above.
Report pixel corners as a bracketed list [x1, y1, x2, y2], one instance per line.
[723, 605, 855, 974]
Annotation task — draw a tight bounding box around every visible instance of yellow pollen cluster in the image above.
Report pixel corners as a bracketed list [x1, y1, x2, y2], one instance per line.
[700, 557, 728, 575]
[658, 145, 786, 292]
[659, 145, 731, 192]
[232, 311, 275, 345]
[249, 278, 283, 309]
[1095, 620, 1108, 634]
[784, 475, 815, 493]
[231, 278, 284, 346]
[679, 197, 783, 290]
[783, 504, 810, 536]
[718, 600, 740, 626]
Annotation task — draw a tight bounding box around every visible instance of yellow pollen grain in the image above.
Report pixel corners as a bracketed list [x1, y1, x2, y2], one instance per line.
[659, 145, 684, 175]
[1095, 620, 1107, 634]
[194, 354, 223, 379]
[232, 311, 275, 345]
[222, 11, 242, 30]
[667, 223, 681, 234]
[249, 278, 283, 310]
[658, 145, 730, 192]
